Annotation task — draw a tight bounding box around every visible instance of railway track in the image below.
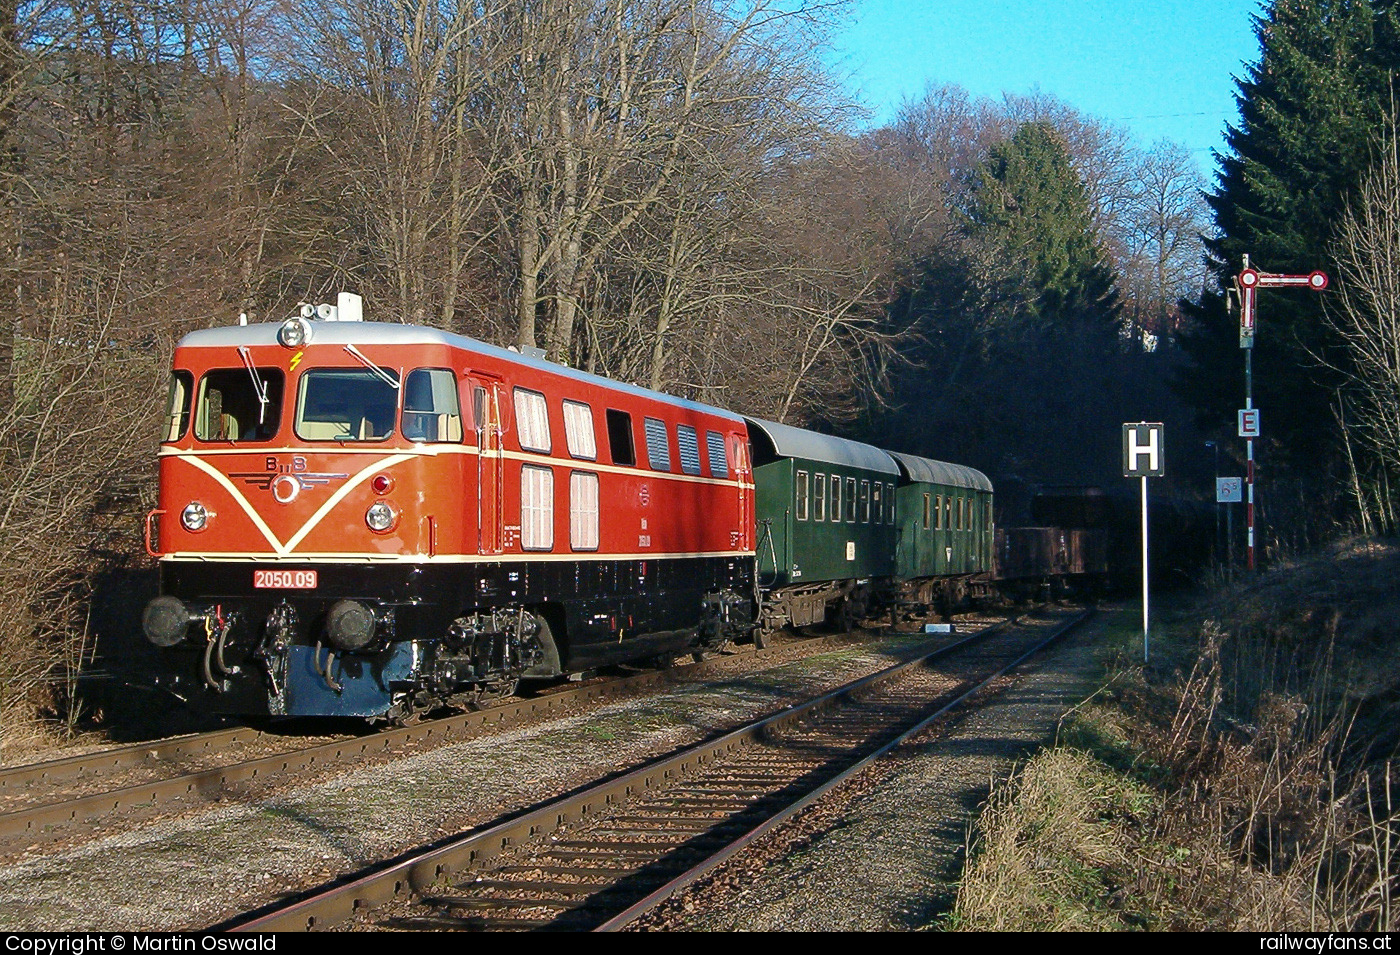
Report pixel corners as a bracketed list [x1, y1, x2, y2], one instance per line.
[221, 607, 1090, 932]
[0, 624, 940, 848]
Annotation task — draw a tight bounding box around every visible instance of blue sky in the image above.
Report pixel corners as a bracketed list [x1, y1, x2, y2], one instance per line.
[830, 0, 1266, 168]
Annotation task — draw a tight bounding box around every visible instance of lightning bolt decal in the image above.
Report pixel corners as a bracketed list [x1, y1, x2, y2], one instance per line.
[289, 350, 304, 371]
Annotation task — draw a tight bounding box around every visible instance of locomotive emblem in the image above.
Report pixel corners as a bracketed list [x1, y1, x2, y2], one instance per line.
[230, 456, 348, 504]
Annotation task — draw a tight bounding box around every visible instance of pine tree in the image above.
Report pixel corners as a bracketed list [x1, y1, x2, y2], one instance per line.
[1180, 0, 1400, 473]
[962, 121, 1121, 333]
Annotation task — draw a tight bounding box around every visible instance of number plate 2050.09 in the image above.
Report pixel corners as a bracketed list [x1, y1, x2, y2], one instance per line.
[253, 569, 318, 589]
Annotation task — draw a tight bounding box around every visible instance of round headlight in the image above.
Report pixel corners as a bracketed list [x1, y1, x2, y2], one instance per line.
[365, 502, 397, 533]
[277, 317, 310, 348]
[181, 502, 208, 532]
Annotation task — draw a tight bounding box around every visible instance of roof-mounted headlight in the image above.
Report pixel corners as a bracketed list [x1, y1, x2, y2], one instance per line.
[278, 317, 311, 348]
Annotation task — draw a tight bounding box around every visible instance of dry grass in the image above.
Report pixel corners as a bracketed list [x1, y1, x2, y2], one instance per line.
[952, 541, 1400, 931]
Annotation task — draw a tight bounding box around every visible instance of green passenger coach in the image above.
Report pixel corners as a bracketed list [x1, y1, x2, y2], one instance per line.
[888, 451, 994, 612]
[747, 417, 899, 633]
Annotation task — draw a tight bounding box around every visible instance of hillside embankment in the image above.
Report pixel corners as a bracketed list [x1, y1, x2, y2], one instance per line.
[952, 539, 1400, 931]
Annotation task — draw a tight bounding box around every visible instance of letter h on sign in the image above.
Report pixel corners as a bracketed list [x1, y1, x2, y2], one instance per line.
[1123, 423, 1165, 477]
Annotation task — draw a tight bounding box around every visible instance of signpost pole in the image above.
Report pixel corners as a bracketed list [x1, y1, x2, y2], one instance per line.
[1233, 258, 1328, 571]
[1141, 474, 1149, 664]
[1123, 422, 1163, 665]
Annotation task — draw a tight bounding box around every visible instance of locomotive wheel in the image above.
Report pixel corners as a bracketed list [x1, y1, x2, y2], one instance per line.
[753, 627, 772, 650]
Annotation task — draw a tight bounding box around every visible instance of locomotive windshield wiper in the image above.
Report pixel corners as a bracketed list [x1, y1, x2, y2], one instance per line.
[237, 345, 270, 425]
[343, 344, 400, 390]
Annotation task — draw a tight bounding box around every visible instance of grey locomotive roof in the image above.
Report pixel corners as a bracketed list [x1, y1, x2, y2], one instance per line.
[744, 417, 899, 475]
[887, 451, 993, 492]
[177, 319, 745, 424]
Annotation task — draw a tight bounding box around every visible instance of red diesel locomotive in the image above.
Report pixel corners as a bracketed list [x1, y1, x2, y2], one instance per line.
[142, 297, 756, 719]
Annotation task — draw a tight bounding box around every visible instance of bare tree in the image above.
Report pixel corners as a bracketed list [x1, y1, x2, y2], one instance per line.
[1326, 106, 1400, 530]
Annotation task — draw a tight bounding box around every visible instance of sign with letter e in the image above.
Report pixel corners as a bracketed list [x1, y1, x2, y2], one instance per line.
[1238, 408, 1260, 438]
[1123, 423, 1165, 477]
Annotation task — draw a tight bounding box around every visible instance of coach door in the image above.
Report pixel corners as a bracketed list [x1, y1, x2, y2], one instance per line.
[470, 377, 505, 555]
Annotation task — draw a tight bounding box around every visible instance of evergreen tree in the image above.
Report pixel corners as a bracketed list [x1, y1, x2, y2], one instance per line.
[1180, 0, 1400, 474]
[961, 121, 1121, 333]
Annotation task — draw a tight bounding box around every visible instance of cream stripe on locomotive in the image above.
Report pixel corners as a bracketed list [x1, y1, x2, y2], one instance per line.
[164, 447, 755, 490]
[178, 452, 416, 556]
[159, 550, 756, 563]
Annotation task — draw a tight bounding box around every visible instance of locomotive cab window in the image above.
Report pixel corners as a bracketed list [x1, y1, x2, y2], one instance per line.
[402, 368, 463, 443]
[164, 371, 194, 442]
[295, 367, 397, 442]
[606, 409, 636, 466]
[196, 367, 285, 442]
[796, 470, 809, 521]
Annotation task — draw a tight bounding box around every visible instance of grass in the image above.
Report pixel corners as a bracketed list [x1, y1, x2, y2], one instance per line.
[951, 541, 1400, 931]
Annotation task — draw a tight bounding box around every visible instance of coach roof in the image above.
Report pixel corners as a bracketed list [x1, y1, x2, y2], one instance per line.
[887, 451, 993, 492]
[744, 417, 899, 475]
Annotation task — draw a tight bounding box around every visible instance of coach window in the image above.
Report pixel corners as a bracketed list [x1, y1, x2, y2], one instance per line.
[871, 482, 882, 525]
[606, 409, 636, 466]
[859, 481, 870, 523]
[402, 368, 463, 443]
[197, 368, 285, 442]
[923, 493, 931, 530]
[886, 484, 896, 524]
[164, 371, 194, 442]
[513, 388, 551, 453]
[814, 473, 827, 521]
[677, 425, 703, 475]
[796, 470, 809, 521]
[570, 471, 599, 551]
[944, 495, 953, 530]
[935, 495, 944, 530]
[831, 475, 843, 522]
[845, 477, 857, 522]
[563, 400, 597, 460]
[706, 431, 729, 478]
[644, 417, 672, 471]
[521, 465, 554, 551]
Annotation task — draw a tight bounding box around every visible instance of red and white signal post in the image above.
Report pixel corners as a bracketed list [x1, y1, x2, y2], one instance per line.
[1233, 256, 1328, 570]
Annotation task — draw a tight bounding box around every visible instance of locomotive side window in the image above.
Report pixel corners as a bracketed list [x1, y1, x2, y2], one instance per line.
[563, 400, 597, 460]
[520, 465, 554, 551]
[644, 417, 671, 471]
[196, 368, 285, 442]
[676, 425, 702, 475]
[402, 368, 462, 443]
[606, 409, 636, 466]
[706, 431, 729, 477]
[164, 371, 194, 442]
[814, 472, 826, 521]
[845, 478, 856, 522]
[513, 388, 551, 453]
[831, 475, 842, 522]
[859, 480, 870, 523]
[295, 368, 397, 442]
[795, 470, 809, 521]
[569, 471, 599, 550]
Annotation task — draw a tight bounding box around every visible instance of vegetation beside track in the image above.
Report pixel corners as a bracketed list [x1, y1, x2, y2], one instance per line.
[950, 539, 1400, 931]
